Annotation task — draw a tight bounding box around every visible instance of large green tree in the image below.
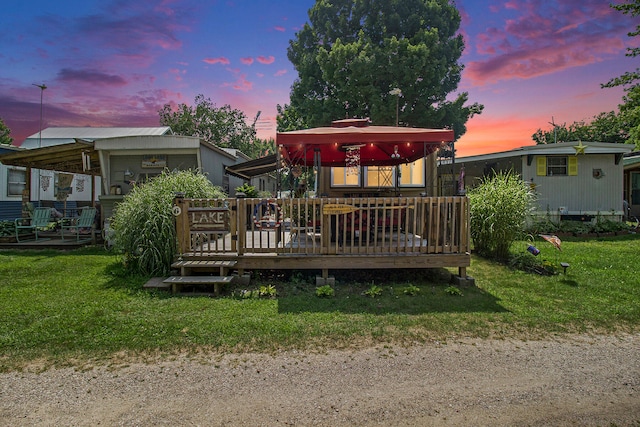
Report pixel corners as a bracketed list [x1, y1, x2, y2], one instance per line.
[284, 0, 482, 137]
[602, 0, 640, 149]
[532, 111, 627, 145]
[0, 117, 12, 145]
[159, 94, 272, 158]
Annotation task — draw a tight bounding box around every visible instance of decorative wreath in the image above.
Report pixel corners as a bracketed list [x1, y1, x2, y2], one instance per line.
[252, 199, 283, 229]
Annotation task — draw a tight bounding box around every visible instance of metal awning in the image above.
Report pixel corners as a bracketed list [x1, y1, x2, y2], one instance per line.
[0, 139, 101, 176]
[225, 154, 280, 180]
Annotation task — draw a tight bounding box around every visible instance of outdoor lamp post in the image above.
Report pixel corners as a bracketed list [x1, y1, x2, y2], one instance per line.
[389, 88, 402, 126]
[33, 83, 47, 147]
[389, 88, 402, 195]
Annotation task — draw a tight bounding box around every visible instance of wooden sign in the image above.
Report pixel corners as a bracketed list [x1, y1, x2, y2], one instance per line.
[189, 207, 229, 231]
[322, 204, 359, 215]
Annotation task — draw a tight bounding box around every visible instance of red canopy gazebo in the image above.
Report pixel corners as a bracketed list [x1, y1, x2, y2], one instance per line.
[277, 118, 455, 167]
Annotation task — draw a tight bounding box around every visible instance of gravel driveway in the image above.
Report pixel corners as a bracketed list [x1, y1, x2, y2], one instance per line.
[1, 333, 639, 426]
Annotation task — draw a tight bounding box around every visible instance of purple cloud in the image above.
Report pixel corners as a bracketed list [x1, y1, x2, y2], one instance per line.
[57, 69, 128, 86]
[464, 0, 631, 85]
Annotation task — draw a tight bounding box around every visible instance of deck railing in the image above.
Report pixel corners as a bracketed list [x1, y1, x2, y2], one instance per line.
[174, 196, 470, 257]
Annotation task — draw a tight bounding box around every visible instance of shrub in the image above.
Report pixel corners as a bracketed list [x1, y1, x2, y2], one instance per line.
[111, 169, 226, 275]
[363, 284, 383, 298]
[401, 285, 421, 296]
[258, 284, 277, 298]
[444, 286, 463, 296]
[315, 285, 335, 298]
[235, 183, 259, 198]
[468, 170, 535, 260]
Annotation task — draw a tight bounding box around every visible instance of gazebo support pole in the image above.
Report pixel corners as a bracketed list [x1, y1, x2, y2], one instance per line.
[427, 151, 438, 196]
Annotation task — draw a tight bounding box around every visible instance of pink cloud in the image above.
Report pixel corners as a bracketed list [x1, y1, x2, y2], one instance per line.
[222, 74, 253, 92]
[274, 69, 287, 77]
[504, 1, 519, 11]
[464, 1, 627, 86]
[203, 57, 230, 65]
[256, 72, 265, 78]
[169, 68, 186, 81]
[465, 36, 624, 85]
[241, 57, 254, 65]
[274, 26, 286, 32]
[256, 55, 275, 64]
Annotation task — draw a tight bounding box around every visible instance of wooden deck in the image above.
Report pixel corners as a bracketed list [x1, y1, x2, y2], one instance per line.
[174, 196, 471, 280]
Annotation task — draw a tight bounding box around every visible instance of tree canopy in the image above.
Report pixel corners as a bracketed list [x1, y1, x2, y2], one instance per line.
[602, 0, 640, 149]
[0, 117, 12, 146]
[532, 0, 640, 148]
[282, 0, 483, 138]
[159, 94, 273, 159]
[532, 112, 627, 145]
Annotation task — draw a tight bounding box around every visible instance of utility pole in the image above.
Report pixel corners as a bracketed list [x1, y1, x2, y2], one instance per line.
[32, 83, 47, 205]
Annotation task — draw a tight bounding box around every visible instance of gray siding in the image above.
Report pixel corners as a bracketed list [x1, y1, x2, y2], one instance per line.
[199, 148, 245, 196]
[524, 154, 623, 214]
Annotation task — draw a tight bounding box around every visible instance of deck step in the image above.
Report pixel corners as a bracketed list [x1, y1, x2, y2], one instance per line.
[171, 260, 237, 268]
[143, 277, 172, 290]
[163, 275, 234, 295]
[171, 259, 237, 276]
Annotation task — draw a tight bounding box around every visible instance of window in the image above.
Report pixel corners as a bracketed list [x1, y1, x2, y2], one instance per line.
[399, 158, 425, 187]
[632, 172, 640, 205]
[7, 168, 26, 196]
[331, 167, 361, 187]
[364, 166, 394, 187]
[222, 173, 229, 194]
[547, 156, 567, 176]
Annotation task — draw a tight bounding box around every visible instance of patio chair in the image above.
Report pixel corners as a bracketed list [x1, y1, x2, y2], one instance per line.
[15, 207, 52, 242]
[60, 207, 97, 242]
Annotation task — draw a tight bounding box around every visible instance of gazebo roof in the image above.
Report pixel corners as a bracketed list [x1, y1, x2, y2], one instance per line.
[277, 119, 454, 167]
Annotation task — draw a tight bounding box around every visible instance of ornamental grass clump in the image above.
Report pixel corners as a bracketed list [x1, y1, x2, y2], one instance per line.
[468, 170, 534, 260]
[111, 169, 226, 275]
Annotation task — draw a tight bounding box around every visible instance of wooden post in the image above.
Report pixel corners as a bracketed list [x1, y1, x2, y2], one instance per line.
[173, 194, 190, 255]
[237, 197, 246, 255]
[427, 151, 438, 196]
[229, 198, 237, 253]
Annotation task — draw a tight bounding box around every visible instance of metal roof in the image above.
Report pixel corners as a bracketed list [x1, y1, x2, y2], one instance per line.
[452, 141, 633, 164]
[624, 153, 640, 168]
[23, 127, 172, 142]
[0, 140, 101, 176]
[225, 154, 279, 180]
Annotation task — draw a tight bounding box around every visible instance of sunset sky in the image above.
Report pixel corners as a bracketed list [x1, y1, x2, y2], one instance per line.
[0, 0, 635, 157]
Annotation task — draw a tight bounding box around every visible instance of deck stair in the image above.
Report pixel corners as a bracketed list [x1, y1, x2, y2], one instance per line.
[162, 275, 234, 295]
[164, 259, 239, 296]
[171, 259, 237, 276]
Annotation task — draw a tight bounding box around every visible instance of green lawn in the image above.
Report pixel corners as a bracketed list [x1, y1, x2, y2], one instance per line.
[1, 234, 639, 371]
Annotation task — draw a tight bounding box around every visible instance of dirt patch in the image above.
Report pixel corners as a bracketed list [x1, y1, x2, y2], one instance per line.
[1, 333, 638, 426]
